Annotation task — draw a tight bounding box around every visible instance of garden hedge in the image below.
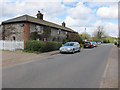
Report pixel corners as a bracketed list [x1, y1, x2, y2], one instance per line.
[25, 40, 62, 52]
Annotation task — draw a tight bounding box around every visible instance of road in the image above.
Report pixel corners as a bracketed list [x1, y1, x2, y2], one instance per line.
[2, 44, 113, 88]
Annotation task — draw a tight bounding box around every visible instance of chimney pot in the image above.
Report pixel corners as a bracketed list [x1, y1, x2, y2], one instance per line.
[37, 11, 43, 20]
[62, 22, 65, 27]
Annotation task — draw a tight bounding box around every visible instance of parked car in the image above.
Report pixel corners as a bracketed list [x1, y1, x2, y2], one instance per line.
[59, 42, 81, 54]
[97, 41, 101, 45]
[84, 42, 94, 48]
[92, 42, 98, 47]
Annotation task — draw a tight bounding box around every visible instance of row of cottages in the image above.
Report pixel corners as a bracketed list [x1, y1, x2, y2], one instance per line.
[0, 11, 76, 46]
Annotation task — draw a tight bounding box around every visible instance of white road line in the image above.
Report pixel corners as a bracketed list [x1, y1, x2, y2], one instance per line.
[99, 61, 109, 88]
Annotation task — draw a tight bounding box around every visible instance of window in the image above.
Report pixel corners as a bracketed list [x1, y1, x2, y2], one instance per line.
[65, 32, 68, 35]
[64, 42, 74, 46]
[43, 38, 47, 41]
[58, 29, 61, 35]
[57, 37, 60, 42]
[11, 36, 16, 41]
[52, 37, 56, 41]
[37, 38, 40, 41]
[36, 25, 41, 33]
[13, 36, 16, 41]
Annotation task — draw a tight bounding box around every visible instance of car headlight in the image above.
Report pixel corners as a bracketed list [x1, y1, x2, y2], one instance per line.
[67, 48, 72, 50]
[60, 48, 62, 50]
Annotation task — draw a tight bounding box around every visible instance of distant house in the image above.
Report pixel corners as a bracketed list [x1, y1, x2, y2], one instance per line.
[0, 11, 76, 46]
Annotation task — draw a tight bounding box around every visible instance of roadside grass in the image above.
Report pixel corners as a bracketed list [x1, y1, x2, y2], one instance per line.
[22, 50, 42, 54]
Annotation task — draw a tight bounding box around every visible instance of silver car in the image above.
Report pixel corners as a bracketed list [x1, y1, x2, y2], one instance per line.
[92, 42, 98, 47]
[59, 42, 81, 54]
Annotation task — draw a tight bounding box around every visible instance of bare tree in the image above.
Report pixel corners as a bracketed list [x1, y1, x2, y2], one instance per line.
[93, 26, 106, 41]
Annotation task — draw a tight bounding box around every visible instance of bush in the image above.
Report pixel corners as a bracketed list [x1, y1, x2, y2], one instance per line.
[25, 40, 62, 53]
[25, 40, 46, 52]
[63, 33, 83, 45]
[103, 39, 111, 43]
[80, 43, 84, 47]
[67, 33, 83, 44]
[114, 42, 117, 45]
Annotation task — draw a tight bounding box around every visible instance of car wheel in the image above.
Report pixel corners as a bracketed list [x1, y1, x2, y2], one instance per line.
[60, 52, 63, 54]
[78, 48, 81, 52]
[72, 49, 75, 54]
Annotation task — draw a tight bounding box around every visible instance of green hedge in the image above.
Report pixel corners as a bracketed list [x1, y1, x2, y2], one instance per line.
[114, 42, 117, 45]
[25, 40, 62, 53]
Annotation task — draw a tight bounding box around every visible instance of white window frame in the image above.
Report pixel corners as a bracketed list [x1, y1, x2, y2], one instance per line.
[43, 38, 47, 41]
[36, 25, 41, 33]
[58, 29, 61, 35]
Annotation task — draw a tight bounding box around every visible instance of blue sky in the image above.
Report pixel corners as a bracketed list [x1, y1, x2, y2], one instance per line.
[1, 0, 118, 37]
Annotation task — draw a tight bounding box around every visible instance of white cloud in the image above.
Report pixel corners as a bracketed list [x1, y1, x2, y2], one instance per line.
[65, 2, 94, 27]
[44, 16, 63, 25]
[81, 0, 119, 2]
[1, 1, 67, 20]
[97, 6, 118, 19]
[68, 2, 92, 19]
[65, 16, 91, 27]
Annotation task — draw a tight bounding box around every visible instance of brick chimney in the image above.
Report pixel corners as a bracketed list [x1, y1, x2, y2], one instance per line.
[37, 11, 43, 20]
[62, 22, 65, 27]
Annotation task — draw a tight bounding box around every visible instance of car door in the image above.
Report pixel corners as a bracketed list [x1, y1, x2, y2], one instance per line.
[76, 42, 80, 51]
[74, 43, 77, 51]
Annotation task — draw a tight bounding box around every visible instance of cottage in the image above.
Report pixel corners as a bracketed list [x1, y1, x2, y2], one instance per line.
[0, 11, 76, 47]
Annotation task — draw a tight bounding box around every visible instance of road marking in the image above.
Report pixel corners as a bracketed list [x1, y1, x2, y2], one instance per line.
[99, 60, 109, 88]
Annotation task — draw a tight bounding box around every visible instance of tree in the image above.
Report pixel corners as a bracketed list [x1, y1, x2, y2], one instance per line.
[67, 33, 83, 44]
[81, 32, 91, 40]
[93, 26, 106, 42]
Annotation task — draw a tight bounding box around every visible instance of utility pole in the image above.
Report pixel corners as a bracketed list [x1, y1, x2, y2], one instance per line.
[85, 28, 86, 39]
[85, 28, 87, 42]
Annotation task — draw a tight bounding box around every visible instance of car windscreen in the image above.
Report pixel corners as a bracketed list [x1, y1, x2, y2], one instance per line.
[64, 43, 74, 46]
[85, 42, 90, 44]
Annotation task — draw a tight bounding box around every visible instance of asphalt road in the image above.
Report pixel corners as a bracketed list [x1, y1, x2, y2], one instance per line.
[2, 44, 113, 88]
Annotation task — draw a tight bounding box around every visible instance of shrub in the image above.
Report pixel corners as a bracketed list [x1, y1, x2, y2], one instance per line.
[25, 40, 62, 53]
[80, 43, 83, 47]
[43, 41, 62, 52]
[25, 40, 46, 52]
[63, 33, 83, 45]
[114, 42, 117, 45]
[67, 33, 83, 44]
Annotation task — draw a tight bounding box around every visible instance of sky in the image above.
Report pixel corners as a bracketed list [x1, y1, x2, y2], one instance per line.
[0, 0, 119, 37]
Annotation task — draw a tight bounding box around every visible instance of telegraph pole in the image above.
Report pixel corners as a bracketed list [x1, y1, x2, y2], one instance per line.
[85, 28, 87, 42]
[85, 28, 86, 39]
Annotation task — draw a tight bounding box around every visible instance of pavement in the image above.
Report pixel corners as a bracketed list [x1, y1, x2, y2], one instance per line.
[2, 50, 60, 67]
[2, 44, 116, 88]
[99, 45, 118, 88]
